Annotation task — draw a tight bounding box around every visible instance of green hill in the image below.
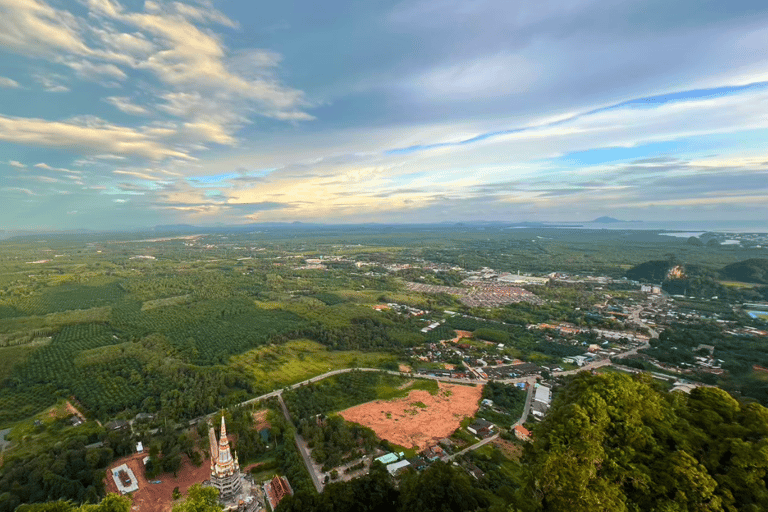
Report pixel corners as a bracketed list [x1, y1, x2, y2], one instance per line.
[721, 258, 768, 284]
[625, 260, 671, 282]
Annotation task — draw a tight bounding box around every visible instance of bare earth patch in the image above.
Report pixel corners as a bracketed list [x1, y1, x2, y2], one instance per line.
[104, 452, 211, 512]
[493, 438, 523, 461]
[252, 409, 270, 431]
[397, 379, 414, 390]
[339, 382, 483, 450]
[398, 364, 412, 373]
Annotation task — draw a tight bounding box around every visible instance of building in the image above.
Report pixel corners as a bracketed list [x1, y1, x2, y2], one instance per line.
[264, 476, 293, 510]
[386, 460, 411, 475]
[467, 419, 495, 438]
[111, 464, 138, 494]
[375, 453, 399, 465]
[513, 425, 531, 442]
[209, 417, 243, 500]
[534, 385, 551, 405]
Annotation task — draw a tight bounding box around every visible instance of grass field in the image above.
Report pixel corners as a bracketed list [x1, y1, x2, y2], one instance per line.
[230, 339, 397, 390]
[375, 377, 438, 400]
[719, 280, 760, 289]
[4, 401, 101, 460]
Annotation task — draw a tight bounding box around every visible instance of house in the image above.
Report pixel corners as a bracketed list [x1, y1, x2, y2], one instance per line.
[468, 419, 495, 438]
[534, 385, 551, 405]
[421, 445, 445, 461]
[531, 401, 548, 418]
[407, 456, 428, 471]
[375, 453, 399, 465]
[105, 420, 129, 431]
[466, 463, 485, 480]
[386, 460, 411, 476]
[513, 425, 531, 442]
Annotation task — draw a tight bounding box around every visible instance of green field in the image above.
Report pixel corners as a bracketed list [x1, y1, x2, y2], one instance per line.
[230, 339, 397, 390]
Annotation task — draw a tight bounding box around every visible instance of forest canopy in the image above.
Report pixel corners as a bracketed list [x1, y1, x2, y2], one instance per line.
[520, 372, 768, 512]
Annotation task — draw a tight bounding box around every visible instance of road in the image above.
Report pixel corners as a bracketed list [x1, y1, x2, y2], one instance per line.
[516, 377, 537, 425]
[277, 394, 324, 493]
[181, 334, 654, 492]
[445, 433, 499, 461]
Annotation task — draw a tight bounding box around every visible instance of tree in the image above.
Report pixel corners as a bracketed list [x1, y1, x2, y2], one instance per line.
[172, 485, 222, 512]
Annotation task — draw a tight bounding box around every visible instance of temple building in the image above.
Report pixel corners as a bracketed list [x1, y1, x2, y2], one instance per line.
[209, 416, 243, 500]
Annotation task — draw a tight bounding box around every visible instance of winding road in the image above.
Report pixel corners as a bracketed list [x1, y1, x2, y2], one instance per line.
[185, 330, 655, 493]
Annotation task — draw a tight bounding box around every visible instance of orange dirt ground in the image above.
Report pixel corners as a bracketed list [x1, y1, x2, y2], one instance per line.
[339, 382, 483, 450]
[104, 452, 211, 512]
[252, 409, 270, 430]
[66, 401, 86, 421]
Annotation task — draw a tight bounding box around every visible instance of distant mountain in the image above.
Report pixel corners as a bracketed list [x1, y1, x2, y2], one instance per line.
[721, 259, 768, 284]
[591, 216, 626, 223]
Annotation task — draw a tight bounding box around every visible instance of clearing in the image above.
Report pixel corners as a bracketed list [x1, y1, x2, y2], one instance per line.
[229, 339, 396, 390]
[104, 452, 210, 512]
[339, 382, 483, 451]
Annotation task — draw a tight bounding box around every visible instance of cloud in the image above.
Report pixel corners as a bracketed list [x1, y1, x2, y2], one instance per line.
[0, 0, 89, 56]
[116, 182, 148, 192]
[0, 114, 192, 160]
[85, 0, 312, 121]
[32, 72, 70, 92]
[113, 169, 160, 180]
[405, 53, 539, 100]
[104, 96, 149, 115]
[2, 187, 37, 195]
[34, 162, 82, 174]
[64, 59, 126, 81]
[8, 160, 27, 168]
[0, 76, 20, 88]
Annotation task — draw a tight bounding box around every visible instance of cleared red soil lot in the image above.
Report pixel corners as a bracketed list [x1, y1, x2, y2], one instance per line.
[104, 453, 210, 512]
[339, 382, 483, 450]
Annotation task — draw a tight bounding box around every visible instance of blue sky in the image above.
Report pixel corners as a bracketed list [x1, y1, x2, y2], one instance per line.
[1, 0, 768, 230]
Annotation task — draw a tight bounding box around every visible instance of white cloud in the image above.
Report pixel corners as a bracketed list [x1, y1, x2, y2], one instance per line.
[8, 160, 27, 168]
[169, 1, 238, 28]
[34, 162, 82, 174]
[85, 0, 312, 121]
[105, 96, 149, 115]
[0, 114, 192, 160]
[32, 72, 70, 92]
[0, 0, 89, 56]
[3, 187, 37, 195]
[64, 59, 126, 81]
[113, 169, 160, 180]
[0, 76, 20, 88]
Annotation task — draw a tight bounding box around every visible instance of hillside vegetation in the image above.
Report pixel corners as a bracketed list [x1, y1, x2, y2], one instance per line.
[721, 258, 768, 285]
[520, 372, 768, 511]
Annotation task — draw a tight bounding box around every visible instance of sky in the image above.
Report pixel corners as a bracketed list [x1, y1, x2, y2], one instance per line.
[2, 0, 768, 230]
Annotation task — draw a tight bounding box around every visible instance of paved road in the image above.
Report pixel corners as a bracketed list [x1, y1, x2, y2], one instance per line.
[516, 377, 537, 425]
[277, 394, 324, 493]
[183, 337, 654, 492]
[445, 433, 499, 461]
